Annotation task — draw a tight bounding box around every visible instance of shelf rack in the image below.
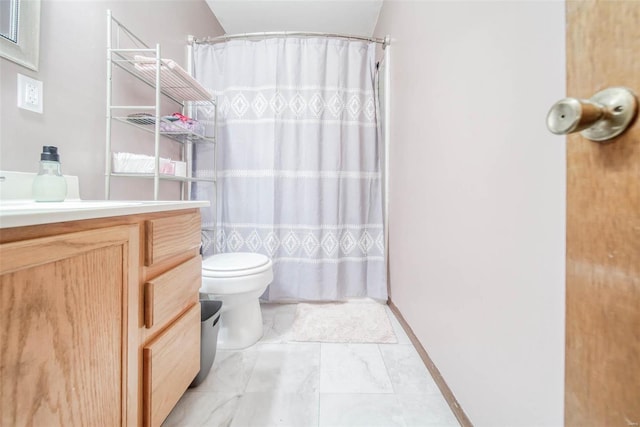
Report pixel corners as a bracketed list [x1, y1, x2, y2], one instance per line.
[105, 10, 217, 201]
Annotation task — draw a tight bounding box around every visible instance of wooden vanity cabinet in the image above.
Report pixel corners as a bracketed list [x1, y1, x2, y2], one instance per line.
[0, 209, 203, 427]
[0, 225, 139, 427]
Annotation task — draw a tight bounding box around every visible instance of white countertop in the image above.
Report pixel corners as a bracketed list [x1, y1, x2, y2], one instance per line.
[0, 200, 210, 229]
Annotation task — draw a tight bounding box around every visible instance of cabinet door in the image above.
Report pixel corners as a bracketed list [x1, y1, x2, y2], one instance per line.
[143, 303, 200, 427]
[0, 225, 139, 427]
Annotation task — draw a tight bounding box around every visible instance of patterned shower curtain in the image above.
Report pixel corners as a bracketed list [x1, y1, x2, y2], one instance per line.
[192, 37, 386, 301]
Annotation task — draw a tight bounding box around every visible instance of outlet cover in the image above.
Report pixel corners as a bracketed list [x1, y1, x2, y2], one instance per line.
[17, 74, 43, 114]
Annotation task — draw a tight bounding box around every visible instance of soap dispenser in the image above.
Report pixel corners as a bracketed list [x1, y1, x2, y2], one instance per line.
[32, 146, 68, 202]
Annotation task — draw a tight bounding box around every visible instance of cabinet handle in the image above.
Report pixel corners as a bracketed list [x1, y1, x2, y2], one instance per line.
[144, 282, 154, 328]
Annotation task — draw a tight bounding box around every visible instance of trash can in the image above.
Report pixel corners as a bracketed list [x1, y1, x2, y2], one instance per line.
[190, 299, 222, 388]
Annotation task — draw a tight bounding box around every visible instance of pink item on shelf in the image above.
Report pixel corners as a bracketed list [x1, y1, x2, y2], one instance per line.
[160, 161, 175, 175]
[160, 115, 205, 135]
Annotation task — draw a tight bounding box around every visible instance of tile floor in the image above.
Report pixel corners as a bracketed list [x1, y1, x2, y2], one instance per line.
[163, 303, 459, 427]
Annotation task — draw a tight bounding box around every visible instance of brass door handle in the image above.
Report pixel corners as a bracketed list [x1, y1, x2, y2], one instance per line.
[546, 87, 637, 142]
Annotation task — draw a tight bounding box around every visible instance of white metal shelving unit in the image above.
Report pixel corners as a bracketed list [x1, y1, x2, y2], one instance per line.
[105, 10, 216, 201]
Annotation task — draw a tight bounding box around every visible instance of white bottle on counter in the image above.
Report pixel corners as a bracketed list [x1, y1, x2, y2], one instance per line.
[32, 146, 67, 202]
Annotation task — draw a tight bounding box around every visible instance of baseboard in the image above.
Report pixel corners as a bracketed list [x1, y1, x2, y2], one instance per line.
[387, 300, 473, 427]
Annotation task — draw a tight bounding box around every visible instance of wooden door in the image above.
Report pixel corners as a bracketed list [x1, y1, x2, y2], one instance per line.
[0, 225, 138, 427]
[565, 1, 640, 425]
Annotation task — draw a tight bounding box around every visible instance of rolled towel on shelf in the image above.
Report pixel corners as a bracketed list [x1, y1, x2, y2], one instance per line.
[112, 152, 175, 175]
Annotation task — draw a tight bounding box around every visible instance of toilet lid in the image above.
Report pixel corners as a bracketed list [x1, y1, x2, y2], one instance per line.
[202, 252, 271, 277]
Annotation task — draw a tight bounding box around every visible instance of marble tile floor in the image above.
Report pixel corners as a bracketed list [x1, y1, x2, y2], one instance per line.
[163, 303, 460, 427]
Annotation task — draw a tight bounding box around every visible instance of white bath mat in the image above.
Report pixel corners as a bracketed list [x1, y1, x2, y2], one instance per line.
[290, 301, 397, 343]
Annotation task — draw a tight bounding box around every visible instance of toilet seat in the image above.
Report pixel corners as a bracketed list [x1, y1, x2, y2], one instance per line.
[202, 252, 272, 278]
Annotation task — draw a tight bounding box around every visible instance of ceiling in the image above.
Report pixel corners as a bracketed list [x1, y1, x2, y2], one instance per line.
[205, 0, 384, 37]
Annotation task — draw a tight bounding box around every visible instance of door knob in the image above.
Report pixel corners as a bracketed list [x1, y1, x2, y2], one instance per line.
[546, 87, 637, 142]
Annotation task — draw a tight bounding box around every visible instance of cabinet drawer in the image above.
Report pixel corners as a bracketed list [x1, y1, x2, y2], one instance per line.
[143, 303, 200, 427]
[144, 212, 201, 266]
[144, 256, 201, 329]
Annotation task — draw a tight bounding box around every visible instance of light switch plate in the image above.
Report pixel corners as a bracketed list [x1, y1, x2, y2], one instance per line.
[17, 74, 43, 114]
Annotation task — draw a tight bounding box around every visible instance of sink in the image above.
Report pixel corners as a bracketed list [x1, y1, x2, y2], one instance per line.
[0, 201, 144, 212]
[0, 171, 208, 229]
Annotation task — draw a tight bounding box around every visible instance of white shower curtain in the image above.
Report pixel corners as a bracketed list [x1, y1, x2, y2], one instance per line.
[192, 37, 386, 301]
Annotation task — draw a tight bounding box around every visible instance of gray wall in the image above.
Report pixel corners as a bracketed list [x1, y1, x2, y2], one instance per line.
[374, 2, 566, 425]
[0, 0, 223, 200]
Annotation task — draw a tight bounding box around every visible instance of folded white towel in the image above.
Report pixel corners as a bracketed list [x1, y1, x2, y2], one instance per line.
[132, 55, 212, 101]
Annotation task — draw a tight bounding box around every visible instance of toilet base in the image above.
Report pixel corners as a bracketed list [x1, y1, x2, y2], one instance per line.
[217, 298, 263, 350]
[201, 254, 273, 350]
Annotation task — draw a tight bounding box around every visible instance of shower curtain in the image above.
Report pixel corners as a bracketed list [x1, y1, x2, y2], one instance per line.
[192, 37, 386, 301]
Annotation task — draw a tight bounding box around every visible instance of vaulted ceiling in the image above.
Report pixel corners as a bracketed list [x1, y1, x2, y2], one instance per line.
[205, 0, 384, 37]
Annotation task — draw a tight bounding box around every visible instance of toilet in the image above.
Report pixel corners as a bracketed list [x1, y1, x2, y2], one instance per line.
[200, 252, 273, 350]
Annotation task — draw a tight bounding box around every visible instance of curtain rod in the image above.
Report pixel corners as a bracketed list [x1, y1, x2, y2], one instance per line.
[189, 32, 390, 48]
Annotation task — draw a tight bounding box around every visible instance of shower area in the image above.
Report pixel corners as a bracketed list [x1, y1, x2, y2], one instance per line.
[189, 33, 390, 302]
